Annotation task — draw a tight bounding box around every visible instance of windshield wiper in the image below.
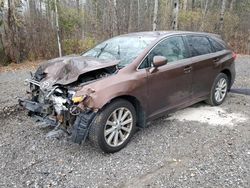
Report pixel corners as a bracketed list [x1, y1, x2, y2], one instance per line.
[117, 45, 120, 58]
[96, 43, 108, 58]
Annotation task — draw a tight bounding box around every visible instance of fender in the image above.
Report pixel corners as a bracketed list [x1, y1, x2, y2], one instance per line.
[75, 72, 148, 112]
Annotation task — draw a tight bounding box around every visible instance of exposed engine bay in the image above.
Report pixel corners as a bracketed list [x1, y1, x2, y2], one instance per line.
[19, 56, 118, 141]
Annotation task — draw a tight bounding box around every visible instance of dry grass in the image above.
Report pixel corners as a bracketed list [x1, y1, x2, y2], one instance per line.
[0, 60, 44, 73]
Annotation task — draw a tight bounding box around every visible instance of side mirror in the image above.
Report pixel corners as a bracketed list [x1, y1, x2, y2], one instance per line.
[152, 56, 167, 68]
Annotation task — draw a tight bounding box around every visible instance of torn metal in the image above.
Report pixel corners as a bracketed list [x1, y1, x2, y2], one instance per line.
[19, 55, 118, 141]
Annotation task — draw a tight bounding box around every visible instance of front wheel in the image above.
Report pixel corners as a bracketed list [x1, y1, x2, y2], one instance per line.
[206, 73, 229, 106]
[88, 99, 136, 153]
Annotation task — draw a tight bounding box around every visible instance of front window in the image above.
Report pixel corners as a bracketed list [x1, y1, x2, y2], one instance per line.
[139, 36, 189, 69]
[82, 36, 156, 68]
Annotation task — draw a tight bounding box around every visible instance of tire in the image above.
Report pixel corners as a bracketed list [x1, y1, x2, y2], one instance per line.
[88, 99, 136, 153]
[206, 73, 229, 106]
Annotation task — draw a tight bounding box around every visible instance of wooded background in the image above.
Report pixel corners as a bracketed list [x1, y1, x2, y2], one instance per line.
[0, 0, 250, 65]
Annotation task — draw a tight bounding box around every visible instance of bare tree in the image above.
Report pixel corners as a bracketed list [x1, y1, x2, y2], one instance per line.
[200, 0, 209, 31]
[152, 0, 158, 31]
[248, 30, 250, 54]
[2, 0, 23, 63]
[172, 0, 179, 30]
[76, 0, 80, 13]
[219, 0, 227, 35]
[54, 0, 62, 57]
[230, 0, 236, 11]
[137, 0, 140, 30]
[183, 0, 187, 11]
[1, 0, 250, 65]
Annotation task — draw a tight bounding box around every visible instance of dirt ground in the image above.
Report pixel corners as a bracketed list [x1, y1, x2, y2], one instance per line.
[0, 56, 250, 188]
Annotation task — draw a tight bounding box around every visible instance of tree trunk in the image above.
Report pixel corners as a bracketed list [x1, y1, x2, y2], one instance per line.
[137, 0, 140, 30]
[183, 0, 187, 11]
[172, 0, 179, 30]
[200, 0, 209, 31]
[54, 0, 62, 57]
[76, 0, 80, 13]
[113, 0, 120, 35]
[124, 0, 131, 33]
[145, 0, 150, 30]
[230, 0, 236, 11]
[191, 0, 195, 10]
[219, 0, 227, 35]
[153, 0, 158, 31]
[248, 30, 250, 54]
[128, 0, 137, 32]
[3, 0, 22, 63]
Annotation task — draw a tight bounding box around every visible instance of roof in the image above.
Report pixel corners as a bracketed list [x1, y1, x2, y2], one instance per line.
[121, 31, 221, 39]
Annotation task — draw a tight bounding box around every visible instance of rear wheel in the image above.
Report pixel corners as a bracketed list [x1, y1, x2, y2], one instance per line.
[206, 73, 229, 106]
[89, 99, 136, 153]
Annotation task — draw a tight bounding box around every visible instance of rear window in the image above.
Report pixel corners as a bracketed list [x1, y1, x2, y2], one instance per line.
[209, 37, 226, 52]
[187, 36, 213, 57]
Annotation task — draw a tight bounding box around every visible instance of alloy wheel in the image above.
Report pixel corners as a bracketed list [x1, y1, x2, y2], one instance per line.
[104, 107, 133, 147]
[214, 77, 228, 103]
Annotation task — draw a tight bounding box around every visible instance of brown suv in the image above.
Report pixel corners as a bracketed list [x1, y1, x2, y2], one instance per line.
[19, 31, 236, 153]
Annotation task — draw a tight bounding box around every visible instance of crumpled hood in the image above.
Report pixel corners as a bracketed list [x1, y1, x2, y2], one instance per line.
[36, 55, 119, 87]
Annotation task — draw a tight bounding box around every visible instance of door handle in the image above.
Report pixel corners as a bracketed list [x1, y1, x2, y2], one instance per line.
[184, 66, 192, 73]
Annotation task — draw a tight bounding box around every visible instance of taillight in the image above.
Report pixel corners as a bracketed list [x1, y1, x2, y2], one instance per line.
[232, 51, 237, 60]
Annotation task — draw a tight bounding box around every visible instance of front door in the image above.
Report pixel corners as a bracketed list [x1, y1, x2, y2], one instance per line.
[143, 36, 193, 118]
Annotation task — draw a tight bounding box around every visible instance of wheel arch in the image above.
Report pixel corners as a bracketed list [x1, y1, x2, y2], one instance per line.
[220, 69, 232, 89]
[104, 95, 147, 128]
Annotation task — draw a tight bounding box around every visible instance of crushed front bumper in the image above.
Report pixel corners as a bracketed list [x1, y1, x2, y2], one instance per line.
[19, 98, 97, 144]
[18, 98, 58, 126]
[18, 98, 52, 114]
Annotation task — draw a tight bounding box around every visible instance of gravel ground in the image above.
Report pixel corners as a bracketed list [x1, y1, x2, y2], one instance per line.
[0, 56, 250, 188]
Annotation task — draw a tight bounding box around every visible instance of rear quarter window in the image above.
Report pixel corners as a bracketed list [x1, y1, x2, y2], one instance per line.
[187, 36, 213, 57]
[209, 37, 226, 52]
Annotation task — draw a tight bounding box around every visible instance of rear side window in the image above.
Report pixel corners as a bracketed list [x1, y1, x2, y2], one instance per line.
[187, 36, 213, 57]
[209, 38, 226, 52]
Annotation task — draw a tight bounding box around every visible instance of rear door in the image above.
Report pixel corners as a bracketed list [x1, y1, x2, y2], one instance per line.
[139, 36, 193, 118]
[185, 35, 220, 99]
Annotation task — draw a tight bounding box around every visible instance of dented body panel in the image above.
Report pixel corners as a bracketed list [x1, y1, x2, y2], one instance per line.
[74, 68, 148, 111]
[37, 55, 119, 87]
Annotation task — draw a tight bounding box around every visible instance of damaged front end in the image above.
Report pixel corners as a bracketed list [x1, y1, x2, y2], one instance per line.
[19, 56, 118, 143]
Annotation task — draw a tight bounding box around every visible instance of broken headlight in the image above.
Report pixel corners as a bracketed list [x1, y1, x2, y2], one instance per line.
[72, 95, 86, 103]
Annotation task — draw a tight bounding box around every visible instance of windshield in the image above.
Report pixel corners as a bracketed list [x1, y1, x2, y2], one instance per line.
[82, 36, 156, 67]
